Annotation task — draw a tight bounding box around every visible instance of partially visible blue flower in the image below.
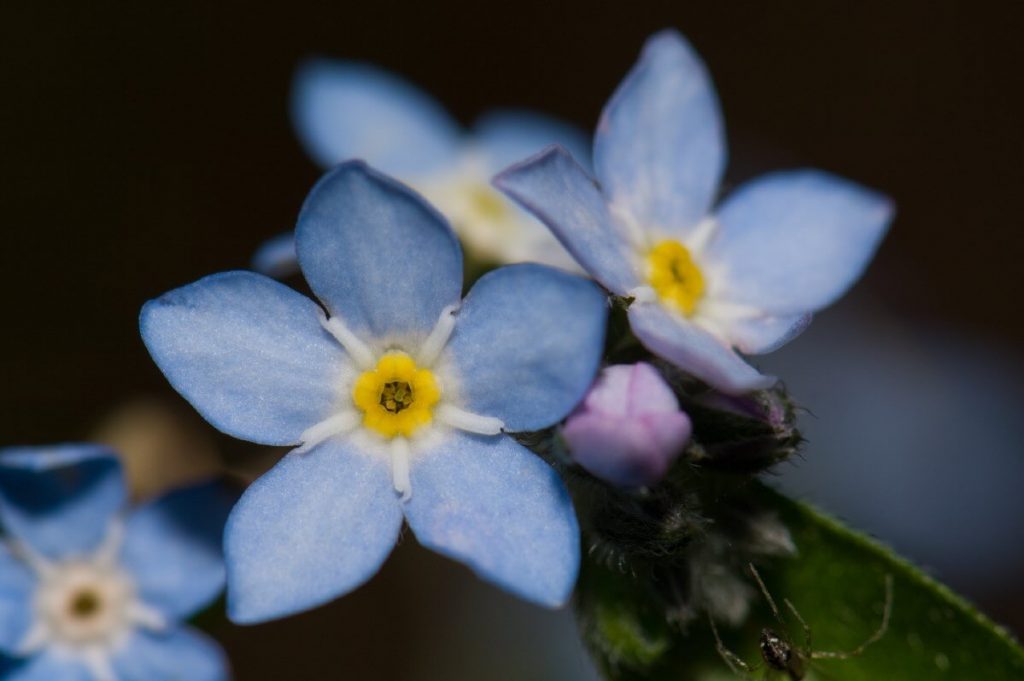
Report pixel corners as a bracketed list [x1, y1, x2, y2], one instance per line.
[142, 162, 607, 623]
[253, 60, 591, 275]
[0, 445, 232, 681]
[562, 363, 691, 488]
[496, 30, 894, 394]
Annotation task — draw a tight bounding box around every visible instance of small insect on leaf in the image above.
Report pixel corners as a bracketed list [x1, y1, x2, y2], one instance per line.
[709, 563, 893, 680]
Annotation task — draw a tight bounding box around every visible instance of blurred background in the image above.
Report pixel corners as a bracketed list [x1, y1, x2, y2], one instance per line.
[2, 1, 1022, 678]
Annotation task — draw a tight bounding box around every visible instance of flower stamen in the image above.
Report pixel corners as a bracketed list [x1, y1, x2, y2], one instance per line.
[295, 412, 360, 454]
[320, 314, 375, 369]
[390, 437, 412, 501]
[417, 303, 459, 366]
[435, 404, 504, 435]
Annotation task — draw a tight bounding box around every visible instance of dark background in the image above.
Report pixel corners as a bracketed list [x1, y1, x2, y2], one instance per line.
[2, 1, 1023, 679]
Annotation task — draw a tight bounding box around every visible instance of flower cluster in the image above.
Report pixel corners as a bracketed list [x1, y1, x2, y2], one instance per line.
[3, 26, 892, 681]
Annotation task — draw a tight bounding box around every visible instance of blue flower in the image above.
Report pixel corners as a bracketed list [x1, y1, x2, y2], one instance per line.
[495, 30, 895, 394]
[0, 445, 232, 681]
[252, 59, 591, 275]
[142, 162, 607, 623]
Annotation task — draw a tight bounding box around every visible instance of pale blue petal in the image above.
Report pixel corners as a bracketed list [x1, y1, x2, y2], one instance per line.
[2, 654, 92, 681]
[291, 59, 461, 175]
[0, 444, 125, 558]
[495, 146, 639, 294]
[296, 161, 463, 340]
[728, 312, 813, 355]
[120, 482, 234, 622]
[594, 29, 725, 234]
[224, 439, 402, 624]
[404, 432, 579, 607]
[445, 264, 607, 431]
[628, 303, 775, 394]
[708, 169, 895, 315]
[141, 271, 346, 446]
[250, 232, 298, 278]
[112, 628, 229, 681]
[473, 109, 591, 171]
[0, 544, 34, 654]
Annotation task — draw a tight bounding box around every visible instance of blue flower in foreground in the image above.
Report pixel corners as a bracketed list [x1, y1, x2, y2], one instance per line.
[0, 445, 231, 681]
[142, 162, 607, 623]
[253, 59, 590, 276]
[496, 30, 895, 394]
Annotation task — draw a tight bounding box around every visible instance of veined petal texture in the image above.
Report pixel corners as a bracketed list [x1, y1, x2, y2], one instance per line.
[444, 263, 607, 432]
[141, 271, 346, 446]
[708, 169, 894, 315]
[224, 439, 402, 624]
[296, 161, 463, 340]
[404, 432, 579, 608]
[594, 29, 725, 235]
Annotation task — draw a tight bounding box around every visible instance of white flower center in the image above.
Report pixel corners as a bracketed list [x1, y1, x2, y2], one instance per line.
[13, 526, 167, 681]
[34, 560, 136, 648]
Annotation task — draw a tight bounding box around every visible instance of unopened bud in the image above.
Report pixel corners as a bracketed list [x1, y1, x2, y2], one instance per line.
[562, 363, 691, 487]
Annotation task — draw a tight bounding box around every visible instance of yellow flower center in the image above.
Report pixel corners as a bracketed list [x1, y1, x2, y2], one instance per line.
[353, 352, 440, 438]
[646, 240, 705, 316]
[467, 184, 509, 222]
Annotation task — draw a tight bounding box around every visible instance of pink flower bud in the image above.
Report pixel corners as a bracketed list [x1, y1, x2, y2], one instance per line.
[562, 363, 691, 487]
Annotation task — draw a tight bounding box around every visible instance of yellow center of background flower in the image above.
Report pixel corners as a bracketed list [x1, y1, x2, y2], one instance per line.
[353, 352, 440, 438]
[646, 240, 705, 316]
[467, 184, 510, 222]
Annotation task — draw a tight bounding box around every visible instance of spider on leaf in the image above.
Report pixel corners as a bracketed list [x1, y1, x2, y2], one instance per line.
[709, 563, 893, 680]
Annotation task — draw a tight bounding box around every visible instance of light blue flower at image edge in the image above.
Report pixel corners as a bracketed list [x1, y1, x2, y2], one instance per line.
[0, 445, 232, 681]
[252, 59, 592, 276]
[141, 162, 608, 624]
[496, 29, 895, 395]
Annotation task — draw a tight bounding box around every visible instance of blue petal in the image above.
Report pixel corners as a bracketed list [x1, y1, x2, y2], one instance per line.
[628, 303, 775, 394]
[594, 29, 725, 234]
[404, 432, 579, 607]
[250, 231, 298, 278]
[473, 109, 592, 171]
[0, 444, 125, 558]
[291, 59, 462, 175]
[728, 312, 813, 355]
[120, 482, 234, 622]
[112, 628, 228, 681]
[1, 654, 92, 681]
[707, 169, 894, 315]
[445, 263, 607, 431]
[0, 544, 34, 654]
[495, 146, 639, 294]
[141, 271, 346, 446]
[296, 161, 464, 340]
[224, 439, 402, 623]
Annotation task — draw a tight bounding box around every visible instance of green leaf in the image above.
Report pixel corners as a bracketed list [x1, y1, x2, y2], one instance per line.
[579, 482, 1024, 680]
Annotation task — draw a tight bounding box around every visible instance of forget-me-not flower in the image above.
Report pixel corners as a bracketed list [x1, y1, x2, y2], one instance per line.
[253, 59, 590, 276]
[142, 162, 607, 623]
[496, 30, 894, 394]
[0, 445, 231, 681]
